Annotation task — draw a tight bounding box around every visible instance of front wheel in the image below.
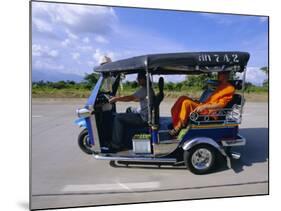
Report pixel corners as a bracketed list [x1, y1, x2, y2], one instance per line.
[184, 144, 216, 174]
[78, 129, 95, 155]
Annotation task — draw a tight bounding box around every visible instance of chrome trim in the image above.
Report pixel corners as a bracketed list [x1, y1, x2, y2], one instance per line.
[189, 106, 242, 125]
[90, 114, 101, 152]
[191, 124, 238, 130]
[182, 137, 226, 157]
[231, 152, 241, 160]
[226, 156, 231, 169]
[145, 57, 152, 125]
[85, 104, 94, 111]
[76, 108, 91, 118]
[94, 154, 177, 163]
[241, 67, 247, 115]
[235, 67, 247, 125]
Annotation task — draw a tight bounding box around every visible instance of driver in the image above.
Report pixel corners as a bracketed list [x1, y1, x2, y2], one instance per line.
[108, 72, 154, 152]
[169, 71, 235, 136]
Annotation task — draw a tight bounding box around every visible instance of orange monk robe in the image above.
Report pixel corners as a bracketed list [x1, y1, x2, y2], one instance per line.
[171, 83, 235, 127]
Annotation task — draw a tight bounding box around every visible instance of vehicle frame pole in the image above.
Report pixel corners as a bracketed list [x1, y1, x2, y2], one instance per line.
[145, 57, 152, 125]
[240, 66, 247, 120]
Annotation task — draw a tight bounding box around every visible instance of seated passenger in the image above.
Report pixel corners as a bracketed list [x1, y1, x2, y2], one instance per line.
[169, 71, 235, 136]
[108, 72, 154, 152]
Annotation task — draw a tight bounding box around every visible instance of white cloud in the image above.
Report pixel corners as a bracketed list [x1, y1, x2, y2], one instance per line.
[112, 24, 186, 56]
[65, 29, 78, 40]
[94, 35, 108, 44]
[200, 13, 233, 25]
[31, 2, 186, 78]
[32, 2, 118, 35]
[83, 37, 90, 43]
[78, 45, 93, 51]
[93, 49, 103, 64]
[237, 67, 267, 86]
[71, 52, 80, 60]
[92, 49, 114, 64]
[87, 61, 95, 67]
[33, 59, 64, 71]
[125, 67, 266, 85]
[49, 50, 58, 57]
[61, 38, 70, 47]
[32, 44, 42, 56]
[32, 44, 59, 58]
[200, 13, 251, 26]
[162, 75, 186, 83]
[125, 74, 186, 83]
[32, 17, 53, 32]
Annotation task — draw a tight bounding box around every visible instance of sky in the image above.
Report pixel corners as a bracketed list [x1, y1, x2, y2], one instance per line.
[32, 2, 268, 85]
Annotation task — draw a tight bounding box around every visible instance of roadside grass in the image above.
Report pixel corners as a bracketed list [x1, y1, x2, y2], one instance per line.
[32, 87, 91, 98]
[32, 87, 268, 102]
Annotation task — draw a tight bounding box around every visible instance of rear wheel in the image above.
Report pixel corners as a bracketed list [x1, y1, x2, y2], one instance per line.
[78, 129, 95, 155]
[184, 144, 216, 174]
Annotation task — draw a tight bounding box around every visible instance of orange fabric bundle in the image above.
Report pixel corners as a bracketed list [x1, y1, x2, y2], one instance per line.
[171, 83, 235, 127]
[204, 83, 235, 107]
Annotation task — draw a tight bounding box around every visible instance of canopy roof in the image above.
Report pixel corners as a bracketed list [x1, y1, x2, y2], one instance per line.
[94, 51, 250, 75]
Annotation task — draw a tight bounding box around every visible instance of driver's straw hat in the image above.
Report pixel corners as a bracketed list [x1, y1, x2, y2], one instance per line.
[100, 56, 112, 65]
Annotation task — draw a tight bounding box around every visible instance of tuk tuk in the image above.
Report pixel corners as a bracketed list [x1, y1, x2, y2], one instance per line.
[75, 51, 250, 174]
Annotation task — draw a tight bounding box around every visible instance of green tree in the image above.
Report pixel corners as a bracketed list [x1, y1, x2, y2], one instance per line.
[66, 80, 76, 85]
[261, 66, 268, 75]
[84, 73, 99, 89]
[131, 81, 138, 89]
[175, 82, 183, 91]
[185, 74, 209, 88]
[52, 81, 67, 89]
[166, 82, 175, 91]
[261, 66, 268, 87]
[36, 80, 45, 87]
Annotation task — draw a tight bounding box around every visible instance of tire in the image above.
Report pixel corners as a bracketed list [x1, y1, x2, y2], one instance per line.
[184, 144, 216, 174]
[78, 129, 95, 155]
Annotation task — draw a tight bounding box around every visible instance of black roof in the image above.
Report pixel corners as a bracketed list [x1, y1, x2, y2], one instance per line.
[94, 51, 250, 75]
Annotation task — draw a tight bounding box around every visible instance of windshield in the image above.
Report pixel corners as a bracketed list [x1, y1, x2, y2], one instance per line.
[99, 76, 116, 93]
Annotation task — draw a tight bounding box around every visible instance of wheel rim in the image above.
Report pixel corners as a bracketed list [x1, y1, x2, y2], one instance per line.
[82, 135, 92, 148]
[191, 148, 213, 170]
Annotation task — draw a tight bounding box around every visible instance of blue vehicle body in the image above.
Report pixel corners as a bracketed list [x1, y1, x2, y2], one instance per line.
[74, 118, 86, 128]
[180, 126, 238, 146]
[75, 76, 104, 146]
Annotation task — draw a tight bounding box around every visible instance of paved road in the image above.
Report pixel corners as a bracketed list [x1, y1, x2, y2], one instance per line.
[31, 99, 268, 210]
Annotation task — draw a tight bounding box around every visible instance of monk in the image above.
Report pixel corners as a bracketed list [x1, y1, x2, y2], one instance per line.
[169, 71, 235, 136]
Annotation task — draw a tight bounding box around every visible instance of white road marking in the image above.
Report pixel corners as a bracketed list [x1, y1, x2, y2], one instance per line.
[62, 181, 160, 193]
[118, 182, 130, 191]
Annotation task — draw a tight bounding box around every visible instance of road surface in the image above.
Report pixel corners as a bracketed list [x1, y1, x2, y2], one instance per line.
[31, 99, 268, 210]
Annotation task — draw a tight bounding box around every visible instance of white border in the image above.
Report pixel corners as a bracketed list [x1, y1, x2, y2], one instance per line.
[1, 0, 278, 211]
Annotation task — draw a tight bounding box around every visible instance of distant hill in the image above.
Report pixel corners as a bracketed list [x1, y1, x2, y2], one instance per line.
[32, 70, 84, 82]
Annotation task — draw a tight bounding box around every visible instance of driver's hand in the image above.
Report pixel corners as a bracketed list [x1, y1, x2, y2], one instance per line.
[109, 96, 118, 104]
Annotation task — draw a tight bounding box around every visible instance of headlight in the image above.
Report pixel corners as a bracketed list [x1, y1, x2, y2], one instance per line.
[76, 108, 91, 118]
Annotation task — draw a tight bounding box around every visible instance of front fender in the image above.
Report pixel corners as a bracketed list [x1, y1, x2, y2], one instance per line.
[74, 118, 87, 128]
[182, 137, 226, 156]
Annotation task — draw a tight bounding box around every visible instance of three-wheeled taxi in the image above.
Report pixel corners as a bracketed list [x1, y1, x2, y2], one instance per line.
[75, 52, 250, 174]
